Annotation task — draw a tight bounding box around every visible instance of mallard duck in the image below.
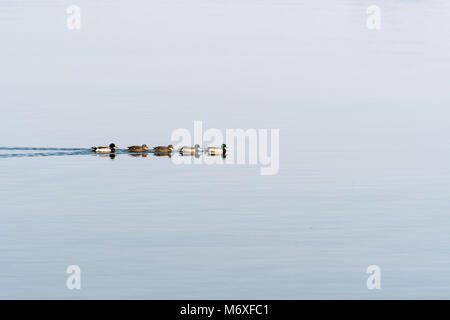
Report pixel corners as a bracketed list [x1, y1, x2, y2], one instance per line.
[127, 144, 148, 152]
[180, 144, 201, 155]
[151, 144, 173, 153]
[207, 144, 227, 155]
[91, 143, 118, 153]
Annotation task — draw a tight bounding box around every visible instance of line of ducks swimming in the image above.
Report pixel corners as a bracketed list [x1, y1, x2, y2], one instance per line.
[91, 143, 227, 155]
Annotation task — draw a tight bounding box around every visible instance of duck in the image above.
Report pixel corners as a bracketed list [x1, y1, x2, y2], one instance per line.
[207, 144, 227, 155]
[91, 143, 118, 153]
[127, 144, 148, 152]
[151, 144, 173, 153]
[180, 144, 201, 155]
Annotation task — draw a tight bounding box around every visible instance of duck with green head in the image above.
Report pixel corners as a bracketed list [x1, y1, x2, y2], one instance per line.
[91, 143, 118, 153]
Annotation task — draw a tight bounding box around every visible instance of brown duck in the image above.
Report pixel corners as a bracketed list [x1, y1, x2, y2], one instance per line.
[127, 144, 148, 152]
[151, 145, 173, 153]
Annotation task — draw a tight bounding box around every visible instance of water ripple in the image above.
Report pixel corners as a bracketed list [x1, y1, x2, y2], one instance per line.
[0, 150, 92, 158]
[0, 147, 89, 151]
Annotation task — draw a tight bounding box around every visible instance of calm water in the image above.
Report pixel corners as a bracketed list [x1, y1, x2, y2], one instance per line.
[1, 0, 450, 299]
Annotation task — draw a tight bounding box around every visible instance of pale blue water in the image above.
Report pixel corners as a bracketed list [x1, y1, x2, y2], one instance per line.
[0, 0, 450, 299]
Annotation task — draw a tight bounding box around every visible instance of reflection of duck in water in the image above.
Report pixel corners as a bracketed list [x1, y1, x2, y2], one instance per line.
[127, 144, 148, 152]
[153, 153, 172, 158]
[180, 144, 201, 155]
[129, 153, 147, 158]
[207, 144, 226, 155]
[91, 143, 118, 153]
[96, 153, 116, 160]
[151, 145, 173, 153]
[209, 153, 226, 159]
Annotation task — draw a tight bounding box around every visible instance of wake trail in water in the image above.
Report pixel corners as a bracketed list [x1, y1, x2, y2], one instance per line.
[0, 150, 93, 158]
[0, 147, 88, 151]
[0, 147, 94, 158]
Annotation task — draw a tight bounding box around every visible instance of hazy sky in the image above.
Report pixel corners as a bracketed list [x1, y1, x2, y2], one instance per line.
[1, 0, 449, 152]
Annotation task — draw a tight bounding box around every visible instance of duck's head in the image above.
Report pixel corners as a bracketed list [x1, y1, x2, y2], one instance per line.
[168, 144, 174, 150]
[109, 143, 118, 149]
[194, 144, 200, 150]
[142, 144, 148, 149]
[221, 144, 227, 149]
